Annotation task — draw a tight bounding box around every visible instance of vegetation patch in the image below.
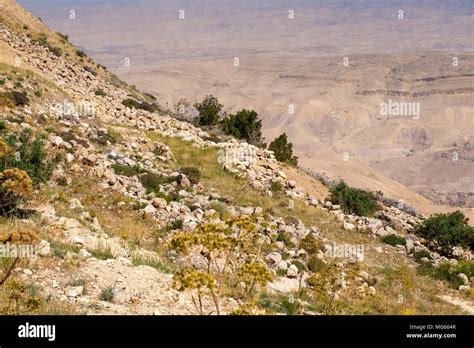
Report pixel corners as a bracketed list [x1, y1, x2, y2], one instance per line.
[221, 109, 264, 146]
[268, 133, 298, 166]
[330, 181, 379, 217]
[381, 234, 406, 247]
[414, 211, 474, 255]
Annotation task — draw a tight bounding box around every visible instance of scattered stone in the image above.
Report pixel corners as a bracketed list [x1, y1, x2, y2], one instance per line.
[287, 264, 299, 278]
[266, 252, 283, 265]
[65, 286, 83, 298]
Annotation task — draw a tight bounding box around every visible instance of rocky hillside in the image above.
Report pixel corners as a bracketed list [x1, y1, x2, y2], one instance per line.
[0, 0, 472, 315]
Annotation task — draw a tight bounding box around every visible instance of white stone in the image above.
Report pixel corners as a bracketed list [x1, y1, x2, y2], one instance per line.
[267, 277, 302, 294]
[266, 252, 283, 265]
[65, 286, 83, 298]
[37, 240, 51, 256]
[143, 204, 157, 215]
[287, 264, 299, 278]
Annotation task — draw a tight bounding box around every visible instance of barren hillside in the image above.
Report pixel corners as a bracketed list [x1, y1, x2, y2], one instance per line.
[0, 0, 472, 316]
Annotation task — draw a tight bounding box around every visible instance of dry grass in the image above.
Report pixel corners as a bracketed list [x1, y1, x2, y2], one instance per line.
[145, 132, 471, 314]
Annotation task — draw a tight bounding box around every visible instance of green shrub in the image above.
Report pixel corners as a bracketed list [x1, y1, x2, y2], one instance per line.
[276, 232, 295, 247]
[413, 250, 431, 262]
[112, 164, 144, 177]
[139, 172, 165, 193]
[194, 95, 223, 126]
[1, 128, 53, 185]
[48, 46, 62, 57]
[84, 66, 97, 76]
[329, 181, 379, 217]
[76, 49, 86, 58]
[131, 255, 175, 274]
[381, 234, 406, 246]
[57, 32, 68, 41]
[50, 240, 80, 258]
[99, 286, 115, 302]
[122, 98, 140, 109]
[414, 211, 474, 255]
[268, 133, 298, 166]
[416, 263, 435, 276]
[300, 234, 321, 255]
[179, 167, 201, 185]
[105, 129, 121, 144]
[270, 181, 283, 193]
[170, 219, 183, 230]
[137, 101, 158, 113]
[11, 91, 29, 106]
[221, 109, 263, 146]
[89, 244, 113, 260]
[145, 93, 157, 101]
[94, 89, 107, 97]
[307, 255, 326, 273]
[121, 98, 160, 112]
[433, 261, 474, 289]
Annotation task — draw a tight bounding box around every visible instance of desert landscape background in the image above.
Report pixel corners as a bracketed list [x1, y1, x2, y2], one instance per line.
[18, 0, 474, 219]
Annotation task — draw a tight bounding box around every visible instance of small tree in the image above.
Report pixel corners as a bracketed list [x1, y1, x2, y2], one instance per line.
[414, 211, 474, 255]
[268, 133, 298, 166]
[194, 95, 223, 126]
[330, 181, 379, 217]
[221, 109, 264, 146]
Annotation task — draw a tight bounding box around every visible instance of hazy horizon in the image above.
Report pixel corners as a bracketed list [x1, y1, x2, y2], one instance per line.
[18, 0, 474, 68]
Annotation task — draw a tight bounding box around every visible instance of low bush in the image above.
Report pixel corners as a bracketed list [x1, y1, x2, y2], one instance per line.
[139, 172, 166, 193]
[381, 234, 406, 247]
[99, 286, 115, 302]
[76, 49, 86, 58]
[307, 255, 326, 273]
[329, 181, 379, 217]
[84, 66, 97, 76]
[105, 129, 121, 144]
[413, 250, 431, 262]
[414, 211, 474, 255]
[89, 243, 113, 260]
[112, 164, 144, 177]
[121, 98, 160, 112]
[270, 181, 283, 193]
[1, 128, 54, 184]
[419, 261, 474, 289]
[94, 89, 107, 97]
[276, 231, 295, 247]
[300, 234, 321, 255]
[221, 109, 264, 146]
[11, 91, 29, 106]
